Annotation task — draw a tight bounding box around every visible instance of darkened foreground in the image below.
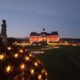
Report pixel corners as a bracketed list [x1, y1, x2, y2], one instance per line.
[37, 46, 80, 80]
[0, 45, 48, 80]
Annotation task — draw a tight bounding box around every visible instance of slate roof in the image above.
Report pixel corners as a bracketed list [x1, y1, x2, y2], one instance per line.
[30, 31, 59, 36]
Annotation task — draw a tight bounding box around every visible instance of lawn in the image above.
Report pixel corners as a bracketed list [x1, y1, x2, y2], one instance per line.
[36, 46, 80, 80]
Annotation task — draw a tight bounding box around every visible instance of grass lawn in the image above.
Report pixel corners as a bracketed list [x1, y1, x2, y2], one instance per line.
[36, 46, 80, 80]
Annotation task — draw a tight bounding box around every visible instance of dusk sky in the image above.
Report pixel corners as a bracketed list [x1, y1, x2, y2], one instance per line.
[0, 0, 80, 38]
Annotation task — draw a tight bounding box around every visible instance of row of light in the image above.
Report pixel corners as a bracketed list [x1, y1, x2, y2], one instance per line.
[0, 46, 48, 80]
[0, 53, 48, 79]
[5, 63, 48, 80]
[5, 59, 42, 73]
[0, 53, 33, 61]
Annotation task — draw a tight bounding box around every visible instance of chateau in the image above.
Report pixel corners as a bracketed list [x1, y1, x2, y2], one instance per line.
[30, 28, 59, 43]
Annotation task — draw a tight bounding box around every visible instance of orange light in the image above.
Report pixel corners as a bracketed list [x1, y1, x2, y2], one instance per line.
[37, 60, 41, 64]
[0, 54, 5, 60]
[7, 47, 12, 50]
[30, 69, 34, 75]
[38, 74, 42, 80]
[45, 72, 48, 76]
[19, 49, 24, 53]
[25, 56, 30, 61]
[34, 62, 38, 67]
[20, 63, 26, 70]
[41, 69, 45, 73]
[5, 65, 13, 73]
[14, 53, 19, 58]
[41, 69, 48, 76]
[29, 53, 32, 57]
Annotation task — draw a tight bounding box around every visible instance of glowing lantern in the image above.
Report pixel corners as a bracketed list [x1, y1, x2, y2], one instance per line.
[29, 53, 32, 57]
[14, 53, 19, 58]
[5, 65, 13, 73]
[0, 54, 5, 60]
[38, 74, 42, 80]
[0, 48, 48, 80]
[41, 69, 45, 73]
[7, 47, 12, 50]
[34, 62, 38, 67]
[24, 56, 30, 61]
[19, 49, 24, 53]
[30, 69, 34, 75]
[20, 63, 26, 70]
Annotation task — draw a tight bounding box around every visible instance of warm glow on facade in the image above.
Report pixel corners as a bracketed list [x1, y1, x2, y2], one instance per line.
[29, 31, 59, 43]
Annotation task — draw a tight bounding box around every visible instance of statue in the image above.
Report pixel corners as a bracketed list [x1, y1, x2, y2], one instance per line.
[1, 20, 7, 36]
[1, 19, 7, 45]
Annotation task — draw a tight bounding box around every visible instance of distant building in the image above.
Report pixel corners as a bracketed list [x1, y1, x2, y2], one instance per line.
[29, 28, 59, 43]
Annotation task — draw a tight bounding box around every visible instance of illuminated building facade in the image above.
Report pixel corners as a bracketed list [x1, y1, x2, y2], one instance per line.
[29, 29, 59, 43]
